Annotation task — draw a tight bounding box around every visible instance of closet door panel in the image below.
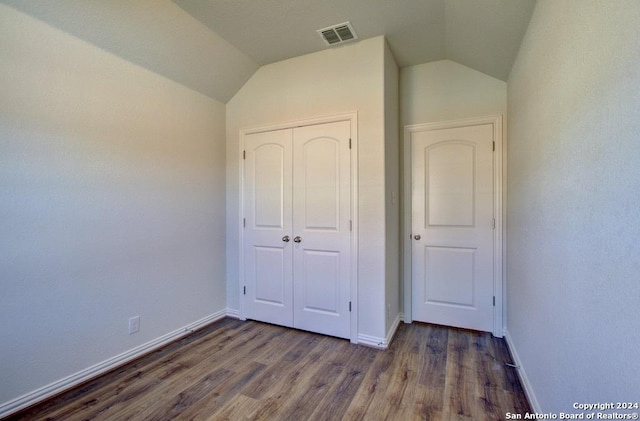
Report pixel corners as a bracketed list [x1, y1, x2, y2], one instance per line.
[243, 129, 293, 327]
[292, 121, 351, 339]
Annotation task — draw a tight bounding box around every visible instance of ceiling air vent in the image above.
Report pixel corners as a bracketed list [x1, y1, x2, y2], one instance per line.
[317, 21, 358, 46]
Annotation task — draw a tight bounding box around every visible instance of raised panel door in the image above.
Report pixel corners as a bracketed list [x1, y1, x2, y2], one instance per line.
[292, 121, 351, 339]
[243, 129, 293, 327]
[411, 123, 494, 332]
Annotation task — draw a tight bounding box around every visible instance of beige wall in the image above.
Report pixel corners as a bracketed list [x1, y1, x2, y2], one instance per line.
[226, 36, 393, 341]
[400, 59, 507, 126]
[383, 41, 401, 334]
[507, 0, 640, 412]
[0, 5, 227, 406]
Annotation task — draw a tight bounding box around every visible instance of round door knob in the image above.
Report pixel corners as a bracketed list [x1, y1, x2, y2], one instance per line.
[293, 236, 302, 243]
[413, 234, 421, 240]
[282, 235, 290, 242]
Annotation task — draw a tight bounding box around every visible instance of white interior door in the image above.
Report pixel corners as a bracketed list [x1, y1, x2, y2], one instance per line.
[242, 120, 352, 339]
[292, 121, 351, 339]
[243, 129, 293, 327]
[411, 123, 495, 332]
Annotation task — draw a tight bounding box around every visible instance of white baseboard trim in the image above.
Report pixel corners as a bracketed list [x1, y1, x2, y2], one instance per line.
[357, 313, 403, 349]
[503, 329, 541, 413]
[386, 313, 403, 345]
[225, 308, 240, 319]
[0, 310, 227, 419]
[357, 333, 387, 349]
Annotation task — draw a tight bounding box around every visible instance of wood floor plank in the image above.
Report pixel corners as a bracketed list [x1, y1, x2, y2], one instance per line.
[25, 319, 245, 421]
[308, 343, 378, 420]
[89, 322, 265, 420]
[273, 358, 342, 419]
[203, 394, 260, 421]
[365, 326, 418, 420]
[239, 332, 326, 400]
[140, 367, 238, 421]
[443, 328, 480, 419]
[274, 337, 360, 419]
[341, 338, 399, 419]
[241, 335, 341, 420]
[410, 324, 448, 419]
[379, 347, 420, 420]
[250, 324, 298, 366]
[418, 323, 449, 388]
[7, 319, 531, 421]
[473, 333, 512, 420]
[413, 384, 446, 420]
[175, 361, 266, 421]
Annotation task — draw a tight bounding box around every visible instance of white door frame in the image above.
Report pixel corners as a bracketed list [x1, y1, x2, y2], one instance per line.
[239, 112, 359, 343]
[402, 115, 504, 337]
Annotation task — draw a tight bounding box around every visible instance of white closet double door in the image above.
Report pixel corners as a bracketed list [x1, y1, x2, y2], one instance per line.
[242, 120, 352, 339]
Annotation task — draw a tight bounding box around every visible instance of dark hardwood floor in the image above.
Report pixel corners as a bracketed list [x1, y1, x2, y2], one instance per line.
[7, 318, 530, 420]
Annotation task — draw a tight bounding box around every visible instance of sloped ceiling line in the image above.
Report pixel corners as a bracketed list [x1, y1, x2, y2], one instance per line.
[1, 0, 535, 103]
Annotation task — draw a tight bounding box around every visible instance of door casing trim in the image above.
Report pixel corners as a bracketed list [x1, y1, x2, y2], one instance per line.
[402, 115, 504, 337]
[238, 112, 359, 343]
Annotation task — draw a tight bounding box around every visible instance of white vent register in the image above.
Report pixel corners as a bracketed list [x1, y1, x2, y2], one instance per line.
[317, 21, 358, 46]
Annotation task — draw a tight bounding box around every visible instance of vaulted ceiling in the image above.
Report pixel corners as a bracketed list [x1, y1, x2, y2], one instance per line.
[2, 0, 536, 104]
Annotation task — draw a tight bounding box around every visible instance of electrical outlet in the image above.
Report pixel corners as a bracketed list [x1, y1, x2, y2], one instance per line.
[128, 316, 140, 334]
